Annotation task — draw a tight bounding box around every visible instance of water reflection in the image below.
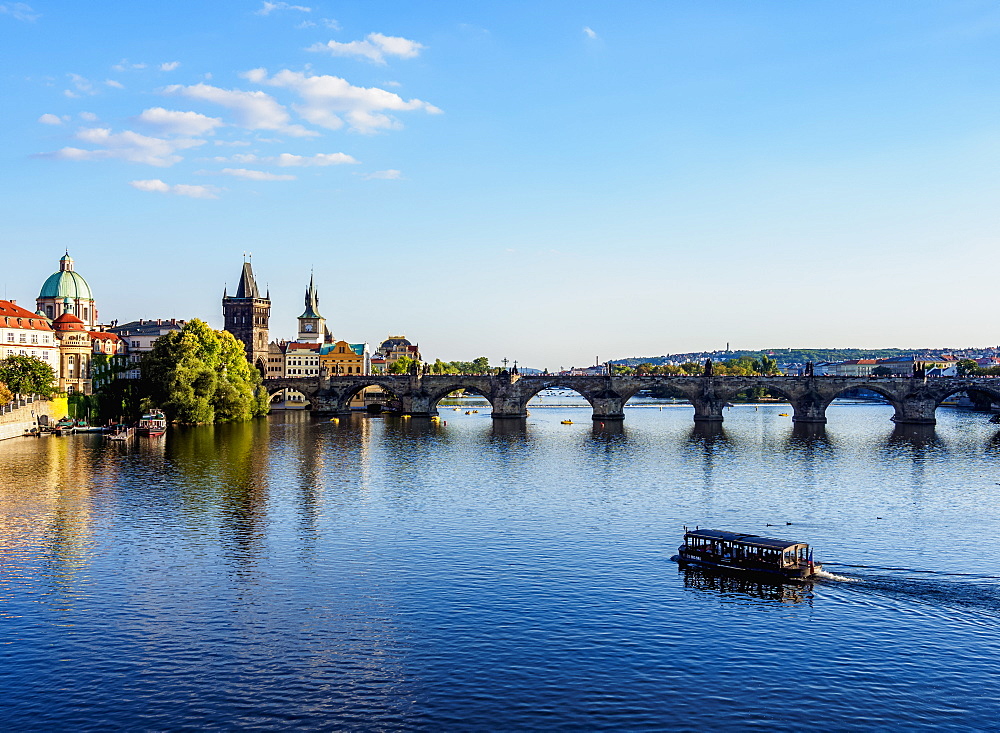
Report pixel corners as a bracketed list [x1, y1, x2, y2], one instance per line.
[688, 422, 726, 442]
[886, 424, 939, 449]
[680, 567, 814, 605]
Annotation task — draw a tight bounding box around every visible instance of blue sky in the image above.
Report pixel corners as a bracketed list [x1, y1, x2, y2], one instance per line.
[3, 1, 1000, 368]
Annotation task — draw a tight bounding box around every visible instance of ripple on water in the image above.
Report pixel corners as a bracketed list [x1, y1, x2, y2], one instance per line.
[1, 405, 1000, 730]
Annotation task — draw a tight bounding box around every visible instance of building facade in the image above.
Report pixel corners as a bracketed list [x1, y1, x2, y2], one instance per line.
[109, 319, 186, 378]
[53, 311, 92, 394]
[0, 300, 59, 367]
[223, 261, 270, 374]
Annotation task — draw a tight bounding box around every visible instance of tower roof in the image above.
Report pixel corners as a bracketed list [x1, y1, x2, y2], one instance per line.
[53, 312, 87, 331]
[299, 272, 323, 319]
[234, 262, 260, 299]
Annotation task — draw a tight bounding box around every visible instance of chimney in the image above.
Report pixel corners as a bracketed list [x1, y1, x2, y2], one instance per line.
[157, 319, 162, 325]
[10, 300, 15, 305]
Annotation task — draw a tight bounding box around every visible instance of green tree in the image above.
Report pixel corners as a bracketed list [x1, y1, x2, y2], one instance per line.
[471, 356, 491, 374]
[141, 319, 269, 424]
[957, 359, 979, 377]
[388, 355, 416, 374]
[871, 366, 894, 377]
[0, 355, 56, 398]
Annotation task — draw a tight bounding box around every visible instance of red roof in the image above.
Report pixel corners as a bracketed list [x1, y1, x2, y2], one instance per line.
[0, 300, 54, 331]
[287, 342, 320, 352]
[53, 312, 87, 331]
[90, 331, 122, 341]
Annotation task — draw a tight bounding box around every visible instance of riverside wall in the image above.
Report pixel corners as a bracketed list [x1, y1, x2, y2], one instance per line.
[0, 396, 67, 442]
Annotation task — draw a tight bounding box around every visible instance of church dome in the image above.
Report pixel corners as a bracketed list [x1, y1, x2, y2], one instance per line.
[39, 253, 93, 300]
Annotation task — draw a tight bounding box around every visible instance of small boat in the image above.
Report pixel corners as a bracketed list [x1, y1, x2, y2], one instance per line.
[106, 424, 135, 441]
[53, 417, 76, 435]
[778, 413, 789, 417]
[672, 527, 821, 582]
[138, 410, 167, 436]
[561, 420, 573, 425]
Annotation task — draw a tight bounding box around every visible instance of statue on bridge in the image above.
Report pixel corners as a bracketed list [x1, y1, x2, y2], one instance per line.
[703, 358, 713, 377]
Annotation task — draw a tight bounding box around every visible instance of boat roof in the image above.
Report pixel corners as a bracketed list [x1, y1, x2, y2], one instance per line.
[685, 528, 807, 551]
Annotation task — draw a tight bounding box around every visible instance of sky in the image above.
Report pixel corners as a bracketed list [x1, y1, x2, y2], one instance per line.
[3, 1, 1000, 369]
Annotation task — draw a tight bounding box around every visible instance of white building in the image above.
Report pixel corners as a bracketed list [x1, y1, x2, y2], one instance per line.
[0, 300, 59, 371]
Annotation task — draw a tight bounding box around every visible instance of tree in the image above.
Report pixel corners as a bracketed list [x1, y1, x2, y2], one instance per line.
[957, 359, 978, 377]
[141, 319, 269, 424]
[0, 382, 11, 406]
[0, 355, 56, 398]
[871, 366, 894, 377]
[388, 355, 416, 374]
[471, 356, 491, 374]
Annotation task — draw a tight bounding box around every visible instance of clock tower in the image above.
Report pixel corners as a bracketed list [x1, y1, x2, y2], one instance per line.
[297, 273, 326, 344]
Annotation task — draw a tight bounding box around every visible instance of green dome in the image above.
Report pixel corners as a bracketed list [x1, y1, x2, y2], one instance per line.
[39, 270, 93, 300]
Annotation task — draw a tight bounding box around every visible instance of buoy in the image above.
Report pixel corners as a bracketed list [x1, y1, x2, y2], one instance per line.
[443, 421, 447, 426]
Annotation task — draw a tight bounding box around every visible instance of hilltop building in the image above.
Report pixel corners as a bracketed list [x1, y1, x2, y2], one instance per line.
[223, 260, 270, 374]
[36, 252, 98, 328]
[373, 336, 421, 373]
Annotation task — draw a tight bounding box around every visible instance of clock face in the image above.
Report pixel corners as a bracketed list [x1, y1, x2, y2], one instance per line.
[304, 324, 314, 332]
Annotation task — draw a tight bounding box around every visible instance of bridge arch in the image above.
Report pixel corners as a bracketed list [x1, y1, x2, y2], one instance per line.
[424, 379, 496, 413]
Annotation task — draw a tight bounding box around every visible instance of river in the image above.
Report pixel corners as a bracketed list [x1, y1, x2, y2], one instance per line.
[2, 399, 999, 730]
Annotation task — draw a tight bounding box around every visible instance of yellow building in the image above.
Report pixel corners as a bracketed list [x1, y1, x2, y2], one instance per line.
[52, 310, 92, 395]
[319, 341, 368, 376]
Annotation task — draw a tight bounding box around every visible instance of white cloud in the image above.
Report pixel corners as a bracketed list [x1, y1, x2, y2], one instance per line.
[245, 68, 441, 134]
[38, 113, 62, 125]
[38, 127, 206, 167]
[112, 59, 146, 72]
[136, 107, 224, 136]
[213, 139, 251, 147]
[273, 152, 358, 166]
[0, 3, 39, 22]
[164, 82, 317, 137]
[219, 168, 296, 181]
[255, 1, 310, 15]
[297, 17, 339, 30]
[79, 111, 98, 121]
[160, 61, 181, 72]
[363, 169, 402, 180]
[210, 153, 259, 163]
[583, 26, 598, 39]
[66, 73, 97, 96]
[130, 179, 219, 198]
[308, 32, 424, 64]
[105, 79, 124, 89]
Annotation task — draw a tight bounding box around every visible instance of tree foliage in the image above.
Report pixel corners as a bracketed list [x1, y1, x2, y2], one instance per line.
[427, 356, 493, 374]
[0, 382, 12, 405]
[141, 319, 269, 424]
[0, 355, 56, 398]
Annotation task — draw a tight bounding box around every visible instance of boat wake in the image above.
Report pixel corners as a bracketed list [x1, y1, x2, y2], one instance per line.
[813, 569, 860, 583]
[817, 563, 1000, 616]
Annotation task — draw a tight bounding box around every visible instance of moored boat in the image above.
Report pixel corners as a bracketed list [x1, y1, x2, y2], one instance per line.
[138, 410, 167, 437]
[672, 527, 821, 581]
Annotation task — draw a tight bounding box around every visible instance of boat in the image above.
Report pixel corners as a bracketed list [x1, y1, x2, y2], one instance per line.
[778, 413, 789, 417]
[561, 420, 573, 425]
[106, 424, 135, 441]
[53, 417, 76, 435]
[672, 527, 821, 581]
[138, 410, 167, 436]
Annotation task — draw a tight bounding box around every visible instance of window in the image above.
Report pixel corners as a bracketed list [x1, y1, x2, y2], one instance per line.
[31, 334, 38, 344]
[19, 333, 26, 343]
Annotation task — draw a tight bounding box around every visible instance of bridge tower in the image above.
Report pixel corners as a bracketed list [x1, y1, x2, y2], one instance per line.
[223, 259, 270, 374]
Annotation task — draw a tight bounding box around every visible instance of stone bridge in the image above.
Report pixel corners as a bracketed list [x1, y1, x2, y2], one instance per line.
[264, 373, 1000, 426]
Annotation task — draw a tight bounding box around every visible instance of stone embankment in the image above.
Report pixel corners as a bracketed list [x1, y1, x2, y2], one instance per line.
[0, 396, 65, 441]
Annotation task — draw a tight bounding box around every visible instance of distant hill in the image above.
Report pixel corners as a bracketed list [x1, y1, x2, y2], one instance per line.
[613, 348, 927, 366]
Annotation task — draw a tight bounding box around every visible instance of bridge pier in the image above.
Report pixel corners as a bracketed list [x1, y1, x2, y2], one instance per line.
[790, 396, 829, 424]
[590, 394, 626, 422]
[400, 393, 437, 418]
[691, 397, 726, 422]
[892, 396, 937, 425]
[490, 396, 528, 420]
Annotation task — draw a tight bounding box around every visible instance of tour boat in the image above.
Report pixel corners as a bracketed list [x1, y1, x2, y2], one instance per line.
[672, 527, 822, 582]
[53, 417, 76, 435]
[137, 410, 167, 437]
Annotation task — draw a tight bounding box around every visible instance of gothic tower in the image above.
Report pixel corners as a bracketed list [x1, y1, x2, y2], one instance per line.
[223, 260, 270, 373]
[297, 273, 327, 344]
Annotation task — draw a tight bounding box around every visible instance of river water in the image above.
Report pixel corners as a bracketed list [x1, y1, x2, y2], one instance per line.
[2, 399, 999, 730]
